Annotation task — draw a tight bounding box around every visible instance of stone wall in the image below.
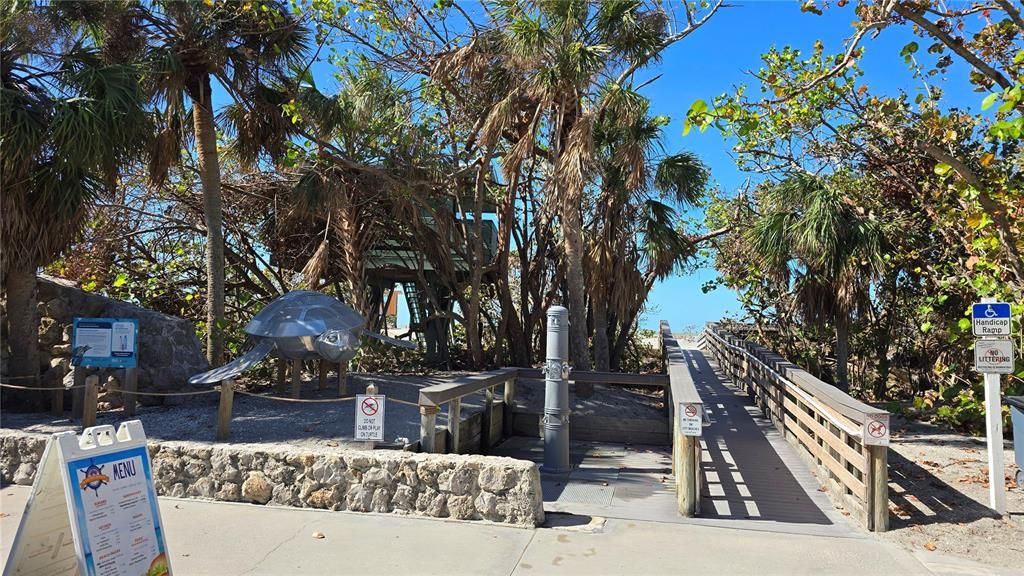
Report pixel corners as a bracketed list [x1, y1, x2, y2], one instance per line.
[6, 275, 209, 405]
[0, 431, 545, 527]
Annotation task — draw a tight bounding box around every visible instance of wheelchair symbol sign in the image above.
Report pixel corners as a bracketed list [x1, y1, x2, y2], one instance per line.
[972, 302, 1012, 336]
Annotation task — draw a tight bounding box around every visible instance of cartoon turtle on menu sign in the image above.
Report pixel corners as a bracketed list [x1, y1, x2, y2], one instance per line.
[189, 291, 415, 384]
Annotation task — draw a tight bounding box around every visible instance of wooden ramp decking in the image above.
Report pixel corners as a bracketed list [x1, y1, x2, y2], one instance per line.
[493, 348, 860, 538]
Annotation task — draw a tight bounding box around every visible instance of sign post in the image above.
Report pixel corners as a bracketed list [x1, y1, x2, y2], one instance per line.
[3, 421, 171, 576]
[971, 298, 1014, 517]
[355, 386, 385, 445]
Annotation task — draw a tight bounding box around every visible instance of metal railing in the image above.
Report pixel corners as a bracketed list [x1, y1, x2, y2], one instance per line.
[703, 323, 890, 531]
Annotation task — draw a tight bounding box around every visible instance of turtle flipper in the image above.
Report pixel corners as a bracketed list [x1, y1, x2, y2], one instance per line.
[361, 329, 418, 350]
[188, 339, 277, 384]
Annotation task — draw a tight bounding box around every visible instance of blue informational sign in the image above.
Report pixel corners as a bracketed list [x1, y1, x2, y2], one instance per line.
[971, 302, 1012, 337]
[72, 318, 139, 368]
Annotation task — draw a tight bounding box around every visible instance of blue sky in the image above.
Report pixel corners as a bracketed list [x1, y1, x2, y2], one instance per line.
[638, 0, 982, 331]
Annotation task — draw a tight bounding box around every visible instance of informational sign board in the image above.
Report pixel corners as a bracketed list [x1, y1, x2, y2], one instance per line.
[972, 302, 1012, 337]
[72, 318, 139, 368]
[355, 394, 385, 441]
[3, 421, 171, 576]
[974, 339, 1015, 374]
[678, 402, 703, 436]
[862, 413, 890, 446]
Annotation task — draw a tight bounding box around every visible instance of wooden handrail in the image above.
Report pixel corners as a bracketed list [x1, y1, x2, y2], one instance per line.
[417, 367, 518, 407]
[514, 369, 668, 387]
[661, 320, 704, 517]
[703, 323, 889, 532]
[417, 367, 518, 454]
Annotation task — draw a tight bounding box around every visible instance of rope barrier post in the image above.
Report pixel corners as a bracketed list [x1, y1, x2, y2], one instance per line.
[123, 367, 138, 417]
[71, 367, 86, 419]
[337, 363, 348, 397]
[276, 354, 287, 394]
[82, 375, 99, 428]
[448, 397, 461, 454]
[50, 365, 66, 417]
[419, 404, 439, 453]
[217, 379, 235, 441]
[291, 359, 302, 399]
[318, 360, 327, 391]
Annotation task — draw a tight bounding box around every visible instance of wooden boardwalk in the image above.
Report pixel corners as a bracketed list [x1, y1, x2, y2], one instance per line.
[494, 348, 859, 537]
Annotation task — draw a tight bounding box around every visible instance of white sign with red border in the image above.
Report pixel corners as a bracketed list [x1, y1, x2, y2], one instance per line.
[678, 402, 703, 437]
[862, 413, 890, 446]
[355, 395, 385, 441]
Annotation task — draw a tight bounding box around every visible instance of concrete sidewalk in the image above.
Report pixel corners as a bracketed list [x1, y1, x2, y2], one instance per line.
[2, 485, 945, 576]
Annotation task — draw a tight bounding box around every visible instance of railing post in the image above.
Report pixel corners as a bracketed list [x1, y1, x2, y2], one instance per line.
[71, 366, 85, 419]
[82, 375, 98, 428]
[481, 385, 494, 453]
[678, 433, 699, 516]
[867, 445, 889, 531]
[503, 376, 516, 437]
[420, 405, 439, 453]
[217, 378, 234, 441]
[448, 398, 461, 454]
[123, 367, 138, 417]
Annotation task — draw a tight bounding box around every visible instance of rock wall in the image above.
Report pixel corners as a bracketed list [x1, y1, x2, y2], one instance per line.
[8, 275, 208, 405]
[0, 431, 544, 527]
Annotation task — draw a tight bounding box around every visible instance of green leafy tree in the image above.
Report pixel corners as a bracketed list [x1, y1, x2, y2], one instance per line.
[1, 3, 151, 397]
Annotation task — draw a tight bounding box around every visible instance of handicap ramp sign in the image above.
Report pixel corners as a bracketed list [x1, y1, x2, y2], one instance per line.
[972, 302, 1012, 337]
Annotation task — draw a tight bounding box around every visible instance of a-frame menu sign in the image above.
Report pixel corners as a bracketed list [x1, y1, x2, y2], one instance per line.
[4, 421, 172, 576]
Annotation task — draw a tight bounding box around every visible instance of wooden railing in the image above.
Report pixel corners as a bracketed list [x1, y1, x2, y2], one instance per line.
[418, 368, 518, 454]
[703, 323, 890, 531]
[660, 320, 704, 517]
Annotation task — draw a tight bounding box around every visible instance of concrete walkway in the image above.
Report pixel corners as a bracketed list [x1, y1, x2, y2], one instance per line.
[1, 485, 937, 575]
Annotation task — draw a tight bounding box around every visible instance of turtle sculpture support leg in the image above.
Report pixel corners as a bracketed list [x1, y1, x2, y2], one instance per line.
[276, 354, 287, 394]
[318, 361, 328, 391]
[291, 359, 302, 399]
[337, 363, 348, 397]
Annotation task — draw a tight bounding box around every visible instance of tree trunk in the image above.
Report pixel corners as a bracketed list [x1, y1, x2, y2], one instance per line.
[834, 314, 850, 392]
[189, 75, 226, 366]
[560, 204, 593, 380]
[592, 290, 610, 371]
[5, 266, 42, 408]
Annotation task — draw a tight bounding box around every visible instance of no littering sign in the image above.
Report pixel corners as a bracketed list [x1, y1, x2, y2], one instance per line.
[355, 395, 385, 441]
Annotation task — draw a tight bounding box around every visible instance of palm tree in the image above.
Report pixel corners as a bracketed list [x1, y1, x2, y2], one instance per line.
[141, 0, 309, 365]
[748, 174, 887, 391]
[2, 3, 151, 398]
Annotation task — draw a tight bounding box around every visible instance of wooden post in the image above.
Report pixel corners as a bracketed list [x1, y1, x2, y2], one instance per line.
[71, 367, 85, 419]
[291, 359, 302, 399]
[419, 405, 439, 453]
[480, 385, 494, 453]
[82, 375, 99, 429]
[867, 445, 889, 532]
[318, 361, 327, 391]
[448, 398, 461, 454]
[502, 377, 516, 438]
[275, 354, 286, 394]
[50, 364, 65, 417]
[678, 434, 698, 517]
[364, 383, 378, 450]
[123, 367, 138, 417]
[217, 379, 235, 441]
[337, 363, 348, 397]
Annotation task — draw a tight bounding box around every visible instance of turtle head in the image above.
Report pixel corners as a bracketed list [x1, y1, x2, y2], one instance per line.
[315, 329, 359, 363]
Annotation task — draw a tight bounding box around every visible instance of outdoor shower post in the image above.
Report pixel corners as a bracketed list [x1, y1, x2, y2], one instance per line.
[543, 306, 571, 473]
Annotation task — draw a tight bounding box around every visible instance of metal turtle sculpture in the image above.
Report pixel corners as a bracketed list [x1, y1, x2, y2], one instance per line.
[189, 290, 415, 384]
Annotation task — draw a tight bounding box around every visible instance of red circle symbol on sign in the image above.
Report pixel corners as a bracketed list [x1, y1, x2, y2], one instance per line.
[361, 397, 379, 416]
[868, 421, 887, 438]
[684, 404, 699, 418]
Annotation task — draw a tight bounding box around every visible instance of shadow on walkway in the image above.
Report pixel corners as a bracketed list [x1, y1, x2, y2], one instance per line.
[685, 349, 840, 527]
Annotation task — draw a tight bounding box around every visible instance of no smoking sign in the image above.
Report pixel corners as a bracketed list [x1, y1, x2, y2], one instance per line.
[355, 394, 385, 441]
[862, 414, 890, 446]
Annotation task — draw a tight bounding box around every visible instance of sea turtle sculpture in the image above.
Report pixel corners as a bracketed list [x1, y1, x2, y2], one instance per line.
[189, 290, 415, 384]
